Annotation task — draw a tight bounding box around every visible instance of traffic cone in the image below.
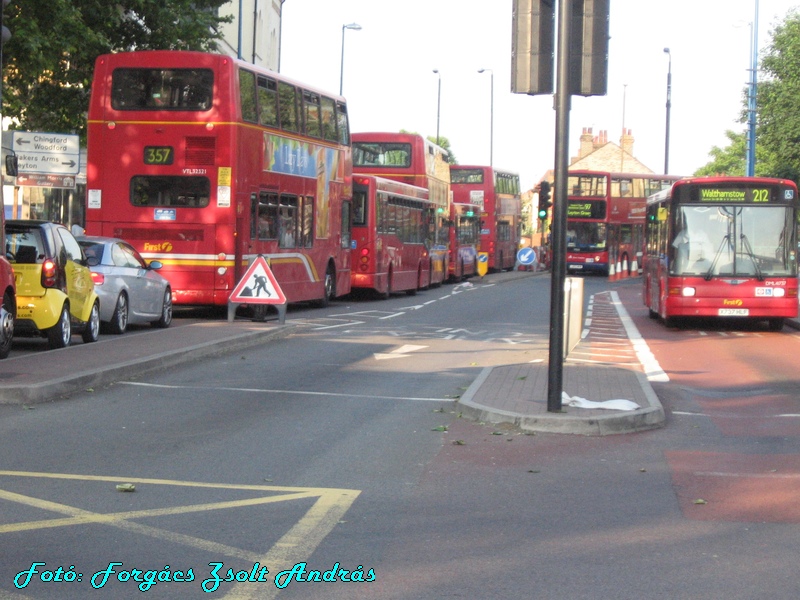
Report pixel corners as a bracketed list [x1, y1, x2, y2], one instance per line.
[620, 256, 628, 279]
[630, 257, 639, 277]
[608, 261, 616, 281]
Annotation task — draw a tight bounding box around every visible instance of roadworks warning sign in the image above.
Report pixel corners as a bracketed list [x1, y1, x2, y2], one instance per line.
[229, 256, 287, 305]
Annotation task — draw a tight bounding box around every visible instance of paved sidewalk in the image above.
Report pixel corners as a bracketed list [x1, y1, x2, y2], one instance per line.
[458, 288, 666, 436]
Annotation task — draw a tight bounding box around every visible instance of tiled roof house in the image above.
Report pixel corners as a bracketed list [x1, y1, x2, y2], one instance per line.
[569, 127, 654, 174]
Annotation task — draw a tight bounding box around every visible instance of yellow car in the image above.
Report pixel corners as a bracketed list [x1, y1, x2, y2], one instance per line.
[6, 220, 100, 349]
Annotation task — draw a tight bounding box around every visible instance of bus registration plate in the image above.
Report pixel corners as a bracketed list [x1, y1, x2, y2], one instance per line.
[718, 308, 749, 316]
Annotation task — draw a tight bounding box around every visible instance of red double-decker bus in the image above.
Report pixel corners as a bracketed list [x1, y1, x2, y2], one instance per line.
[450, 166, 521, 272]
[448, 199, 481, 280]
[352, 132, 450, 286]
[351, 175, 435, 296]
[643, 176, 799, 330]
[566, 170, 681, 276]
[85, 50, 352, 307]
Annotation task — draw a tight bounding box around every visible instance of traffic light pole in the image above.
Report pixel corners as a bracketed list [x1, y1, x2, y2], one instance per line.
[546, 0, 573, 413]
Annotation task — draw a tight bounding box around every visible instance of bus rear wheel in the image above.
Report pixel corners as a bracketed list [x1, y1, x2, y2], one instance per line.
[313, 263, 336, 308]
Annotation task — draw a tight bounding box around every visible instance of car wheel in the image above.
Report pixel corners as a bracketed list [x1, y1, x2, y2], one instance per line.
[81, 301, 101, 343]
[0, 291, 14, 359]
[47, 303, 72, 349]
[153, 288, 172, 328]
[108, 292, 129, 335]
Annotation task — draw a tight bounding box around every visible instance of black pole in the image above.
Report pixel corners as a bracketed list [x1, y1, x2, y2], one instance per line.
[547, 0, 572, 413]
[663, 48, 671, 174]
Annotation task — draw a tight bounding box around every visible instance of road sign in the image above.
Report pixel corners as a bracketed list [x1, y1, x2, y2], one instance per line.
[14, 173, 76, 189]
[229, 256, 287, 305]
[12, 131, 80, 175]
[517, 247, 537, 266]
[477, 252, 489, 277]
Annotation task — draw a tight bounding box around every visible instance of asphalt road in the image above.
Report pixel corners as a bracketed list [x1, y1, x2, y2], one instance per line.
[0, 274, 798, 599]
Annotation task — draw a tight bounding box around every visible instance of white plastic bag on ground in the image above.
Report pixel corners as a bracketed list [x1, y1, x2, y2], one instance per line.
[561, 392, 640, 411]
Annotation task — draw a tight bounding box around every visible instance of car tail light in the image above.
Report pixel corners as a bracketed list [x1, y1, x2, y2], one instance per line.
[90, 272, 105, 285]
[41, 259, 58, 288]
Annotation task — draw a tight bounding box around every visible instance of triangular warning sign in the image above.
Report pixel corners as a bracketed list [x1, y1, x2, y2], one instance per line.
[229, 255, 287, 304]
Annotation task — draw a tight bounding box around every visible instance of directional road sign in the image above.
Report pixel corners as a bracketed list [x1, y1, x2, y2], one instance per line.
[517, 247, 537, 266]
[13, 131, 80, 175]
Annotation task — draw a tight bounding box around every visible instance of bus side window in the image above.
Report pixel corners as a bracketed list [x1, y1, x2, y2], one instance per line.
[303, 91, 321, 139]
[336, 102, 350, 146]
[278, 82, 300, 133]
[257, 193, 279, 241]
[258, 76, 279, 128]
[279, 195, 298, 248]
[301, 196, 314, 248]
[341, 200, 352, 249]
[239, 69, 258, 123]
[320, 96, 338, 142]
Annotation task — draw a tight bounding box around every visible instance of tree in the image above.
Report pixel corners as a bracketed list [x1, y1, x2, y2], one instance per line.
[2, 0, 231, 141]
[693, 130, 747, 177]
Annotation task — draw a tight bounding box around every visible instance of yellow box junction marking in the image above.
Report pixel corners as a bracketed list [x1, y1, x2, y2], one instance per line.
[0, 471, 361, 599]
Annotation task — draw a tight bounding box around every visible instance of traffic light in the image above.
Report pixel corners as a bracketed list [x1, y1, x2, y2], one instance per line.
[538, 180, 552, 220]
[511, 0, 555, 95]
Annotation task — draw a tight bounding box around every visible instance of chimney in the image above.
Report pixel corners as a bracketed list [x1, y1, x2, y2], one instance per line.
[579, 127, 594, 158]
[621, 129, 634, 155]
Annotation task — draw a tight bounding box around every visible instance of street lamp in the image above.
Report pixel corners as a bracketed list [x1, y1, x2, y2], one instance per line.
[340, 23, 362, 95]
[663, 47, 671, 174]
[747, 0, 759, 177]
[433, 69, 441, 145]
[478, 68, 494, 167]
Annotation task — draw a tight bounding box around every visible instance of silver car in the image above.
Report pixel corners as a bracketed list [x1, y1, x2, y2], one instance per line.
[77, 236, 172, 334]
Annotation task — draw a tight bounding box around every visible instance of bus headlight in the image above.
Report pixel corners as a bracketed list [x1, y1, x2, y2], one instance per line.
[682, 287, 696, 297]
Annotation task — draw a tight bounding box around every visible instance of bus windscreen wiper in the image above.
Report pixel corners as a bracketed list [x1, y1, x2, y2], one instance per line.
[739, 233, 764, 281]
[705, 233, 731, 281]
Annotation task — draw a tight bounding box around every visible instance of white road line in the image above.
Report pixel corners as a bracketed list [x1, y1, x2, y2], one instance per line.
[119, 381, 451, 403]
[609, 291, 670, 382]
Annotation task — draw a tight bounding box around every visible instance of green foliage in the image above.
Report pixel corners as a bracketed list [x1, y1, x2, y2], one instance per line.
[693, 130, 746, 176]
[1, 0, 232, 142]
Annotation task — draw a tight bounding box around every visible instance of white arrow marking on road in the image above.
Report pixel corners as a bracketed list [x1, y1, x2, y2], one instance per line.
[374, 344, 428, 360]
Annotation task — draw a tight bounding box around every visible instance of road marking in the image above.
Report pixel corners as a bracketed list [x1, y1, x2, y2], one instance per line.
[609, 291, 669, 382]
[374, 344, 428, 360]
[0, 471, 360, 600]
[119, 381, 451, 403]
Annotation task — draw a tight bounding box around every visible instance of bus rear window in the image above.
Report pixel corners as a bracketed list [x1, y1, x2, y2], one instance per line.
[111, 68, 214, 110]
[131, 176, 211, 207]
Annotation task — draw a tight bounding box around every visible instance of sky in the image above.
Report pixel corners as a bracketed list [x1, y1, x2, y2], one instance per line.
[279, 1, 800, 192]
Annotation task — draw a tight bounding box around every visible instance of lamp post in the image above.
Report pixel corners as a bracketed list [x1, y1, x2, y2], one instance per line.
[478, 68, 494, 167]
[433, 69, 441, 145]
[278, 0, 286, 72]
[663, 47, 671, 174]
[746, 0, 759, 177]
[339, 23, 361, 95]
